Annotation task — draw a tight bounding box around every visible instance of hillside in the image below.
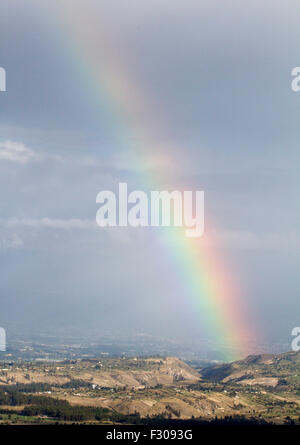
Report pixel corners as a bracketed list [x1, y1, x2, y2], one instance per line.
[200, 351, 300, 388]
[0, 351, 300, 424]
[0, 356, 199, 388]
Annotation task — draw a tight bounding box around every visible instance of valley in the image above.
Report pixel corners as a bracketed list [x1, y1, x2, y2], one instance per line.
[0, 352, 300, 424]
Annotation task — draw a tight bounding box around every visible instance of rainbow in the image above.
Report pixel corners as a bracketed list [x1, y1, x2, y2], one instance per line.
[47, 1, 257, 361]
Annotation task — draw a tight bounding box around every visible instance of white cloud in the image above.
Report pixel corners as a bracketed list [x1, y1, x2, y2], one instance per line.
[0, 217, 136, 245]
[0, 140, 63, 164]
[0, 216, 299, 250]
[0, 140, 39, 163]
[2, 217, 97, 230]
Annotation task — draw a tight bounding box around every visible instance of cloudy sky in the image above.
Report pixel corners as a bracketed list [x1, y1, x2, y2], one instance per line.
[0, 0, 299, 352]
